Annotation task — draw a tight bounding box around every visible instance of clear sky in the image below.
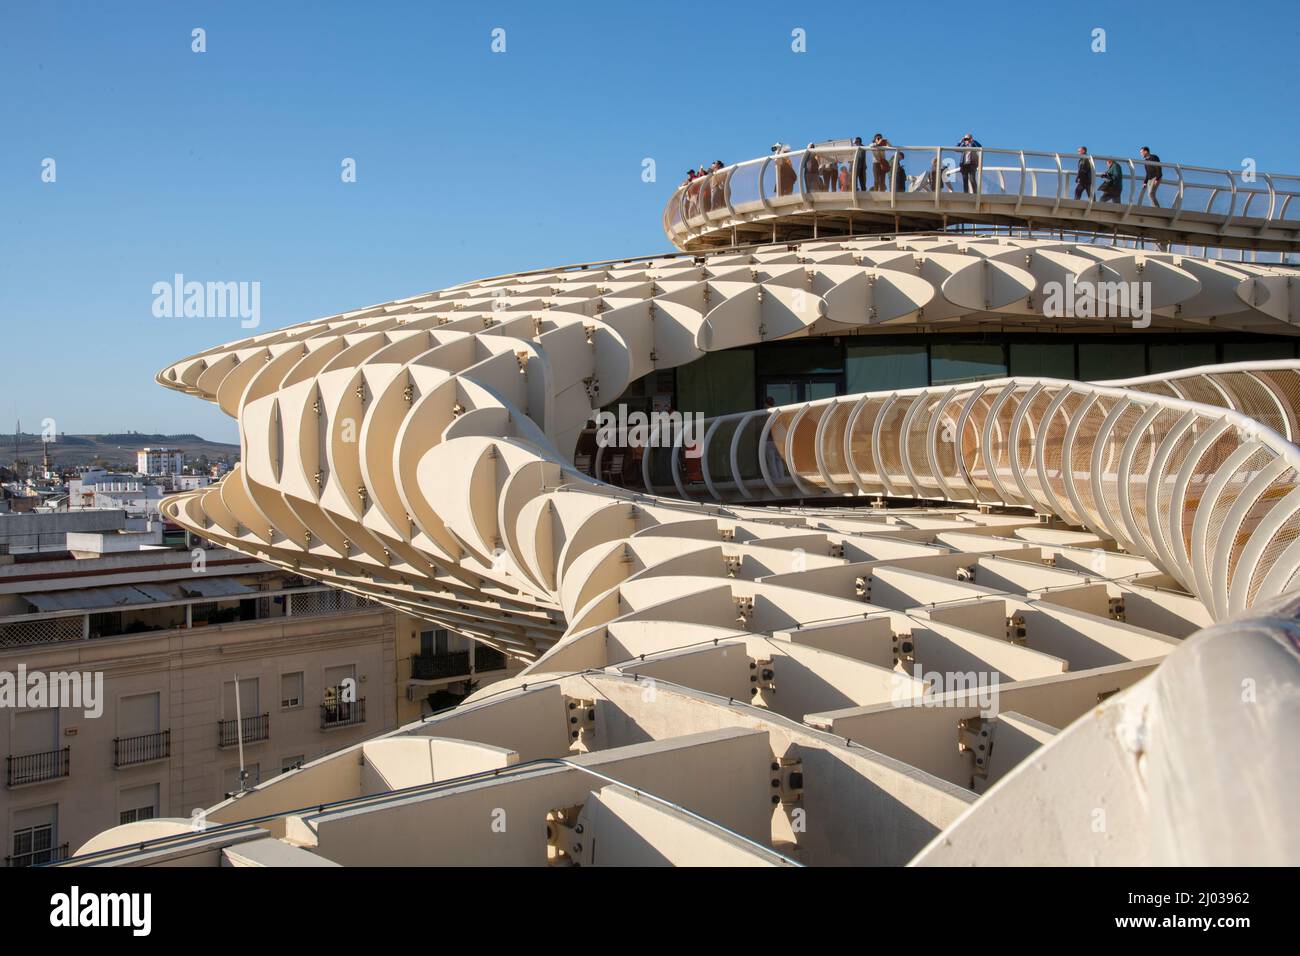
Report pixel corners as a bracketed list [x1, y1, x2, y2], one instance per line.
[2, 0, 1296, 443]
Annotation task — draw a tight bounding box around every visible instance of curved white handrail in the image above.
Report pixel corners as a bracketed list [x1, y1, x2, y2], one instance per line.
[667, 144, 1300, 252]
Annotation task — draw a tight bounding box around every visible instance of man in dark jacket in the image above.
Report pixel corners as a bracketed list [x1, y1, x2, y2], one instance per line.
[1140, 146, 1164, 207]
[957, 133, 981, 192]
[1075, 146, 1093, 200]
[853, 136, 868, 192]
[1099, 158, 1124, 203]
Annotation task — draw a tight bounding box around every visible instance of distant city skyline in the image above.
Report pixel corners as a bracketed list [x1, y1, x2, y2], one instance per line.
[3, 0, 1296, 440]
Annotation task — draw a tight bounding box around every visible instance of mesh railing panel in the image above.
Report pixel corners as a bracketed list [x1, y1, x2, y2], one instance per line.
[0, 616, 84, 649]
[288, 589, 379, 617]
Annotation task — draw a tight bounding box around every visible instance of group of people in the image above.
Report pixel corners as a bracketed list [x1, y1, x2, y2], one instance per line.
[682, 133, 990, 204]
[1074, 146, 1164, 206]
[774, 134, 936, 196]
[679, 136, 1167, 211]
[682, 160, 727, 216]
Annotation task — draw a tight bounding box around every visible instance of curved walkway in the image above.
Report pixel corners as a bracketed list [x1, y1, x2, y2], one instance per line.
[666, 145, 1300, 253]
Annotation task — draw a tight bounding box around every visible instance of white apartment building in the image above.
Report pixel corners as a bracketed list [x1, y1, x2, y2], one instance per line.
[0, 521, 517, 865]
[136, 448, 184, 477]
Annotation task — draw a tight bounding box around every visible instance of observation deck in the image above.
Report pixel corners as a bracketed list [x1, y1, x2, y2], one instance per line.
[664, 143, 1300, 254]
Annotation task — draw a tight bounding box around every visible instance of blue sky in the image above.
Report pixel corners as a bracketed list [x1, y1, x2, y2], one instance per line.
[2, 0, 1296, 442]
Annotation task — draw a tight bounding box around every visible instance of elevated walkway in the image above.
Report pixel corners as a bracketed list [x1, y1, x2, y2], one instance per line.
[666, 144, 1300, 254]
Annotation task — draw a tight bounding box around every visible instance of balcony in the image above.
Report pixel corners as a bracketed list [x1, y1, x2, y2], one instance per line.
[475, 646, 508, 672]
[5, 747, 71, 787]
[114, 730, 171, 768]
[218, 713, 269, 748]
[410, 650, 470, 681]
[5, 842, 69, 868]
[320, 698, 366, 730]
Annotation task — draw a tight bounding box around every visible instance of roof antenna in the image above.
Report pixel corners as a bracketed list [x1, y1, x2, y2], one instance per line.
[233, 672, 250, 796]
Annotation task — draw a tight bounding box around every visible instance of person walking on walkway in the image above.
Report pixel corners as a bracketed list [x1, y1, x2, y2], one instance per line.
[1074, 146, 1093, 200]
[1140, 146, 1164, 207]
[1099, 157, 1124, 203]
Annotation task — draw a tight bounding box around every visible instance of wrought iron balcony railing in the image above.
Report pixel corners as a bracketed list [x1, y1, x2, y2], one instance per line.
[5, 747, 71, 787]
[475, 646, 508, 672]
[5, 842, 69, 868]
[320, 697, 366, 729]
[410, 650, 470, 681]
[218, 713, 269, 748]
[113, 730, 171, 768]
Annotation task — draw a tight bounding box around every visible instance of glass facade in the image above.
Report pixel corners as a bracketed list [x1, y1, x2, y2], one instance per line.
[1010, 343, 1075, 379]
[1223, 340, 1298, 363]
[599, 335, 1299, 422]
[1079, 342, 1145, 381]
[931, 344, 1007, 385]
[1149, 343, 1217, 374]
[677, 349, 755, 418]
[846, 344, 928, 392]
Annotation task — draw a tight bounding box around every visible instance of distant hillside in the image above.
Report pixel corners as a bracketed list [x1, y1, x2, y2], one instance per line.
[5, 432, 239, 469]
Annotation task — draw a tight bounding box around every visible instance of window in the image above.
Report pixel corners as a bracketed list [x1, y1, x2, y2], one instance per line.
[119, 784, 159, 825]
[1079, 342, 1144, 381]
[11, 823, 55, 867]
[930, 344, 1006, 385]
[676, 349, 756, 418]
[1223, 340, 1296, 363]
[9, 805, 57, 868]
[1009, 343, 1075, 380]
[846, 344, 928, 392]
[119, 806, 155, 825]
[280, 672, 304, 710]
[118, 692, 160, 738]
[222, 677, 260, 717]
[8, 710, 67, 785]
[323, 664, 357, 699]
[756, 342, 843, 377]
[1148, 343, 1217, 375]
[420, 630, 448, 657]
[13, 708, 59, 755]
[281, 755, 305, 774]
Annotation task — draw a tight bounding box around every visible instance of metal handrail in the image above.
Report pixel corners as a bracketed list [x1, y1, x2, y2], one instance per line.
[218, 712, 269, 747]
[113, 730, 171, 768]
[670, 360, 1300, 499]
[6, 747, 71, 787]
[667, 144, 1300, 246]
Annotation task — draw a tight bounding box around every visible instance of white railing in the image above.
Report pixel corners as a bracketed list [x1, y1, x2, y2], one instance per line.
[665, 144, 1300, 248]
[632, 360, 1300, 618]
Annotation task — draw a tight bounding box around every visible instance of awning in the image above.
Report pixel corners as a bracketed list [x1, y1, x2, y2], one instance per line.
[176, 577, 257, 599]
[25, 583, 183, 613]
[24, 578, 254, 613]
